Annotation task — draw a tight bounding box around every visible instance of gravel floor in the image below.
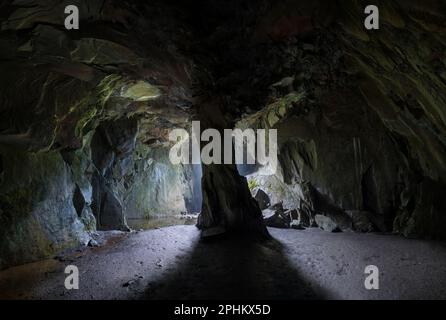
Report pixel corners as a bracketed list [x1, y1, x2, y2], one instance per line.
[1, 225, 446, 300]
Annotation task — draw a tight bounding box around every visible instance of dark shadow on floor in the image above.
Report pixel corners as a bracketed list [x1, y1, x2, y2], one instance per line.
[141, 234, 327, 300]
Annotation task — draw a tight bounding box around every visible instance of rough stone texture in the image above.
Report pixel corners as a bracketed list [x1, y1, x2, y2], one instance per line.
[297, 209, 311, 228]
[253, 188, 271, 210]
[198, 164, 269, 238]
[230, 0, 446, 239]
[0, 149, 90, 269]
[88, 119, 197, 229]
[263, 209, 291, 229]
[195, 97, 269, 238]
[315, 215, 341, 233]
[346, 210, 376, 233]
[90, 118, 138, 230]
[285, 209, 299, 221]
[393, 178, 446, 239]
[0, 0, 202, 268]
[124, 146, 196, 220]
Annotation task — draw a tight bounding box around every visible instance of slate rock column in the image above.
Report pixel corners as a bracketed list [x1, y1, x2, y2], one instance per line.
[195, 99, 269, 238]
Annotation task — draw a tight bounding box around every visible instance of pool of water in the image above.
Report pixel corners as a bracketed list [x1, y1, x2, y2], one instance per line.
[127, 215, 198, 230]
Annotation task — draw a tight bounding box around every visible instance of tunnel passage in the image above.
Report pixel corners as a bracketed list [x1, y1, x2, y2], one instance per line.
[1, 0, 446, 272]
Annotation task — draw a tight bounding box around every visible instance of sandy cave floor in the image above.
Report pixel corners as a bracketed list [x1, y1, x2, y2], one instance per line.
[1, 225, 446, 300]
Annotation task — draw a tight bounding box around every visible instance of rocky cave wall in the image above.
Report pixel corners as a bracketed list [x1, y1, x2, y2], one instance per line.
[87, 118, 196, 228]
[124, 145, 199, 220]
[0, 0, 198, 269]
[233, 0, 446, 239]
[0, 148, 91, 269]
[0, 112, 196, 269]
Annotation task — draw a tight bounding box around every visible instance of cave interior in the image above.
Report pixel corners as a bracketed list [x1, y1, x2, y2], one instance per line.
[1, 0, 446, 300]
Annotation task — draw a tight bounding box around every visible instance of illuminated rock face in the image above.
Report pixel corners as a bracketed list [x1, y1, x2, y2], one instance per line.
[0, 0, 198, 269]
[1, 0, 446, 268]
[121, 81, 161, 102]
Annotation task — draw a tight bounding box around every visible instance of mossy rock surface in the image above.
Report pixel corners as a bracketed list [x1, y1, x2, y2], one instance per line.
[0, 149, 90, 270]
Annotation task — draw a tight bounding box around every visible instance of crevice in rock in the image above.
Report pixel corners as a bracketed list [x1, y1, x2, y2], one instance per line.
[73, 185, 85, 218]
[361, 165, 379, 215]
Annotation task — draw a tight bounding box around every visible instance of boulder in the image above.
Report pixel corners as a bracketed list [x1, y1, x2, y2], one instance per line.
[198, 164, 268, 238]
[315, 214, 341, 232]
[253, 188, 270, 210]
[346, 210, 375, 233]
[263, 209, 291, 229]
